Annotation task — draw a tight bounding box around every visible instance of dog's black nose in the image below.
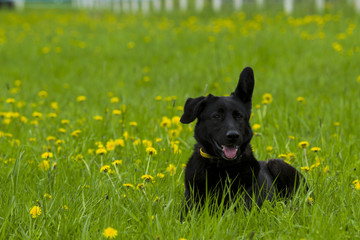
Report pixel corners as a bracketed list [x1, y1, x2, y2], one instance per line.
[226, 130, 240, 141]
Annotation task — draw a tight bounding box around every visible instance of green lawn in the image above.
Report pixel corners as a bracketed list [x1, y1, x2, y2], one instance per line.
[0, 5, 360, 239]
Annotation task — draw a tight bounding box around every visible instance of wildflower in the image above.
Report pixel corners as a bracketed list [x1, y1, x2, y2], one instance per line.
[357, 75, 360, 83]
[298, 141, 309, 148]
[301, 166, 310, 172]
[103, 227, 118, 239]
[323, 165, 330, 173]
[59, 128, 66, 133]
[333, 122, 340, 127]
[39, 160, 50, 171]
[20, 116, 28, 123]
[44, 193, 52, 200]
[75, 154, 83, 161]
[141, 174, 154, 182]
[47, 113, 57, 118]
[41, 152, 53, 159]
[160, 116, 172, 128]
[123, 183, 134, 188]
[114, 139, 124, 147]
[154, 196, 159, 202]
[6, 98, 16, 104]
[112, 160, 122, 166]
[96, 148, 107, 155]
[71, 130, 81, 137]
[296, 97, 306, 103]
[289, 135, 295, 140]
[146, 147, 157, 155]
[61, 119, 70, 125]
[62, 205, 69, 210]
[129, 121, 138, 127]
[155, 138, 162, 143]
[29, 138, 36, 142]
[32, 112, 43, 118]
[266, 146, 273, 152]
[143, 76, 150, 82]
[157, 173, 165, 178]
[110, 97, 119, 103]
[136, 183, 145, 190]
[50, 102, 58, 110]
[353, 180, 360, 190]
[123, 131, 129, 140]
[262, 93, 273, 104]
[100, 165, 111, 173]
[307, 196, 314, 206]
[46, 136, 56, 141]
[29, 206, 42, 218]
[112, 109, 121, 115]
[106, 140, 116, 151]
[332, 42, 343, 52]
[155, 96, 162, 101]
[93, 115, 103, 121]
[38, 90, 48, 98]
[311, 147, 321, 152]
[167, 164, 176, 176]
[142, 139, 153, 147]
[252, 124, 261, 131]
[76, 96, 86, 102]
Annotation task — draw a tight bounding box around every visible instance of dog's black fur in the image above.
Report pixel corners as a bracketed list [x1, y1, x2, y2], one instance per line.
[180, 67, 306, 220]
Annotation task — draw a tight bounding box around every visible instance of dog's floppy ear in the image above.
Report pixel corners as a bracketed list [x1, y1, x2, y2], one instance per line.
[233, 67, 255, 106]
[180, 96, 206, 124]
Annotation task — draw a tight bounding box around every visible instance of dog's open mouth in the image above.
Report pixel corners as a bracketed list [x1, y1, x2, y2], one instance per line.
[213, 140, 239, 160]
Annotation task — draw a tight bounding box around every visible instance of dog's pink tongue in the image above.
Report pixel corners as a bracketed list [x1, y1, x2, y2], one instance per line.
[222, 146, 237, 159]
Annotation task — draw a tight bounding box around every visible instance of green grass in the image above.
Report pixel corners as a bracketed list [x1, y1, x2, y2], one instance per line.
[0, 5, 360, 239]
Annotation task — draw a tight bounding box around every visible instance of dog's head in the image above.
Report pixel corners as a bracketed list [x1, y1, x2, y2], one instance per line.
[180, 67, 254, 161]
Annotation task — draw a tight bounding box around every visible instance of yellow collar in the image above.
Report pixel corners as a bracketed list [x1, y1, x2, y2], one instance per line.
[200, 148, 218, 159]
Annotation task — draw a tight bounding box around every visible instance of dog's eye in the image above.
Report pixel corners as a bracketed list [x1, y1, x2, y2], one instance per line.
[233, 112, 243, 120]
[212, 113, 222, 119]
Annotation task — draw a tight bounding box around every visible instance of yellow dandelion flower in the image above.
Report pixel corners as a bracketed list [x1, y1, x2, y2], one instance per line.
[266, 146, 273, 152]
[71, 130, 81, 137]
[289, 135, 295, 140]
[298, 141, 309, 148]
[297, 97, 306, 103]
[153, 196, 159, 202]
[100, 165, 111, 173]
[62, 205, 69, 210]
[39, 160, 50, 171]
[96, 148, 107, 155]
[123, 183, 134, 188]
[166, 164, 176, 176]
[112, 160, 123, 166]
[252, 123, 261, 131]
[32, 112, 43, 118]
[76, 95, 86, 102]
[143, 76, 150, 82]
[5, 98, 16, 104]
[333, 122, 340, 127]
[136, 183, 145, 190]
[38, 90, 48, 98]
[141, 174, 154, 182]
[160, 116, 172, 128]
[61, 119, 70, 125]
[357, 75, 360, 83]
[29, 206, 42, 218]
[311, 147, 321, 152]
[301, 166, 310, 172]
[103, 227, 118, 239]
[93, 115, 103, 121]
[142, 139, 153, 147]
[50, 102, 58, 110]
[59, 128, 66, 133]
[46, 136, 56, 141]
[106, 140, 116, 151]
[155, 138, 162, 143]
[262, 93, 273, 104]
[307, 196, 314, 206]
[112, 109, 122, 115]
[115, 139, 124, 147]
[157, 173, 165, 178]
[155, 96, 162, 101]
[332, 42, 343, 52]
[129, 121, 138, 127]
[127, 41, 135, 49]
[75, 154, 83, 161]
[146, 147, 157, 155]
[353, 180, 360, 190]
[41, 152, 53, 159]
[47, 113, 57, 118]
[110, 97, 119, 103]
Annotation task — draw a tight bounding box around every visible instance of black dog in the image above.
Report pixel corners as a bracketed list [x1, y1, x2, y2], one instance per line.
[180, 67, 306, 220]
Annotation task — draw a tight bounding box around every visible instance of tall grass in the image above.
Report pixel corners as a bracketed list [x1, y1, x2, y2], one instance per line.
[0, 5, 359, 239]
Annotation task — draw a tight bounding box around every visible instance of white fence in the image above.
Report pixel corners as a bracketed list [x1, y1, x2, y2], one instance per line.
[72, 0, 360, 14]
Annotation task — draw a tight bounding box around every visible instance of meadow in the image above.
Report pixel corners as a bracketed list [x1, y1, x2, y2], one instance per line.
[0, 4, 360, 239]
